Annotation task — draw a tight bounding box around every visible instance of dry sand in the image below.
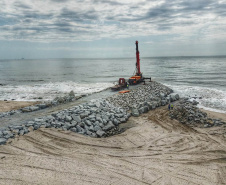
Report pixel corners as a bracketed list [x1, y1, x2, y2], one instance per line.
[0, 101, 40, 113]
[0, 106, 226, 185]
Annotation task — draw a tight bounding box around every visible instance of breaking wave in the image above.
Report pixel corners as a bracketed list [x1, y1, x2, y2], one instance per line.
[167, 84, 226, 113]
[0, 81, 113, 101]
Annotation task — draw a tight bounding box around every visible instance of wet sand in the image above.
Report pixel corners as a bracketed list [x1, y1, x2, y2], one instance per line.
[1, 106, 226, 185]
[0, 101, 40, 113]
[201, 108, 226, 121]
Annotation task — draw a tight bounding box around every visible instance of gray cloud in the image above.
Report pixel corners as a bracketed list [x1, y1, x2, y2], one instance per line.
[59, 8, 99, 22]
[0, 0, 226, 42]
[92, 0, 123, 6]
[14, 2, 31, 9]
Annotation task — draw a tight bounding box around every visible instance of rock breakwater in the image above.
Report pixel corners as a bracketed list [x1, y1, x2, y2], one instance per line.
[107, 81, 176, 116]
[169, 99, 226, 127]
[0, 82, 179, 145]
[0, 91, 82, 118]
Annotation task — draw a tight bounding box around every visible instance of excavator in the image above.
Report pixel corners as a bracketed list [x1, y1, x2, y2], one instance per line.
[111, 41, 151, 91]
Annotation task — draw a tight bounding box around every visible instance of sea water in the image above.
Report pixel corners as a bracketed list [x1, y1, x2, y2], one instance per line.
[0, 56, 225, 113]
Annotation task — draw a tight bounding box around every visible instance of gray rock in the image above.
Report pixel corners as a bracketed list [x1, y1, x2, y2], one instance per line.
[131, 108, 139, 117]
[152, 103, 156, 109]
[85, 120, 92, 126]
[72, 115, 81, 123]
[19, 130, 25, 136]
[102, 119, 107, 125]
[143, 106, 149, 113]
[0, 138, 7, 145]
[86, 130, 93, 136]
[11, 125, 24, 130]
[93, 121, 99, 126]
[64, 123, 72, 129]
[29, 106, 39, 111]
[55, 122, 62, 128]
[71, 121, 77, 127]
[46, 115, 55, 120]
[24, 128, 29, 134]
[38, 104, 47, 109]
[120, 118, 126, 123]
[69, 90, 75, 97]
[80, 112, 89, 119]
[21, 107, 31, 112]
[34, 125, 40, 130]
[99, 122, 104, 128]
[45, 123, 51, 128]
[34, 118, 44, 122]
[62, 126, 68, 131]
[3, 131, 11, 136]
[65, 116, 72, 122]
[160, 93, 166, 99]
[103, 122, 115, 131]
[76, 125, 85, 133]
[146, 102, 153, 110]
[94, 125, 101, 132]
[113, 119, 119, 126]
[138, 107, 144, 114]
[89, 125, 94, 132]
[4, 132, 14, 139]
[170, 93, 179, 102]
[96, 116, 103, 123]
[161, 100, 167, 106]
[91, 132, 97, 138]
[26, 121, 35, 127]
[70, 127, 77, 132]
[96, 130, 105, 137]
[204, 124, 209, 128]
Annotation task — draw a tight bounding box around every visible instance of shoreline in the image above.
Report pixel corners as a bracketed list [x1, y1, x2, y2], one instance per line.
[200, 108, 226, 122]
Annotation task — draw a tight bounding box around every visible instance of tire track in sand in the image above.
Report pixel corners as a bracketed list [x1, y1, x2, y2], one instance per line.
[0, 106, 226, 185]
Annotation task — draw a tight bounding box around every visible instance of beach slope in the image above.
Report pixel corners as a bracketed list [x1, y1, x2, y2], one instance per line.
[0, 106, 226, 185]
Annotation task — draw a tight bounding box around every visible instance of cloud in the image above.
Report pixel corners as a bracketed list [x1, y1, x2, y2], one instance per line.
[0, 0, 226, 44]
[92, 0, 124, 6]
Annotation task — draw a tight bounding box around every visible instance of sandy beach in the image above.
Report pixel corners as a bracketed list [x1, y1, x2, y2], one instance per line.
[0, 105, 226, 185]
[0, 101, 40, 113]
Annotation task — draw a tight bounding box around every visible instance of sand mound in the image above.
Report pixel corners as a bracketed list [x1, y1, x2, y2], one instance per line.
[0, 107, 226, 185]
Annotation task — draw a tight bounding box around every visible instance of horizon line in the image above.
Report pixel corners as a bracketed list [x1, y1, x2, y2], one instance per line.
[1, 55, 226, 60]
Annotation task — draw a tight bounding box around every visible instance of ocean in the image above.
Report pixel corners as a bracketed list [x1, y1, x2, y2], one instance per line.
[0, 56, 226, 113]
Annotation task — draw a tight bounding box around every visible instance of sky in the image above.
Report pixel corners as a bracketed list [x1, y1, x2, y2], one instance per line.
[0, 0, 226, 59]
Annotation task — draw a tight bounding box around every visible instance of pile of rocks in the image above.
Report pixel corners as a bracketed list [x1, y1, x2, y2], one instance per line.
[0, 99, 130, 145]
[107, 81, 178, 117]
[0, 91, 82, 118]
[0, 82, 180, 145]
[169, 99, 226, 127]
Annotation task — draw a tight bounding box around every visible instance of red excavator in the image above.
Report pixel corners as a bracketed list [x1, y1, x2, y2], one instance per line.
[129, 41, 151, 85]
[128, 41, 143, 85]
[111, 41, 151, 91]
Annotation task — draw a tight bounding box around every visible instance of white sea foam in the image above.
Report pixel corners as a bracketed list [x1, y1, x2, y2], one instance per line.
[0, 81, 113, 101]
[166, 84, 226, 113]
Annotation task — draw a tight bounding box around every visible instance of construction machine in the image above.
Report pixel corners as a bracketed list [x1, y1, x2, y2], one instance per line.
[129, 41, 151, 85]
[111, 78, 126, 91]
[111, 41, 151, 91]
